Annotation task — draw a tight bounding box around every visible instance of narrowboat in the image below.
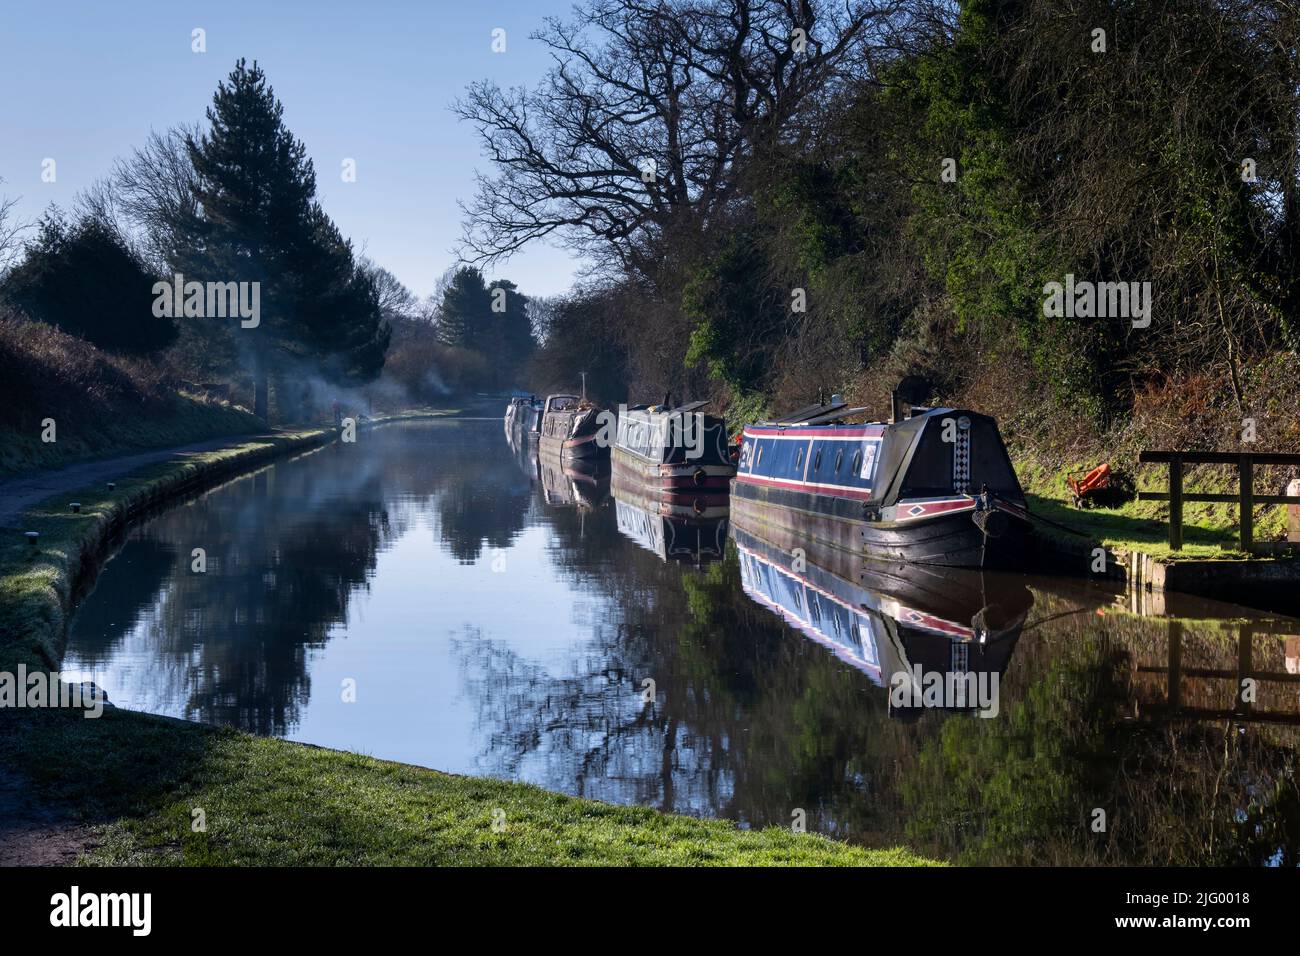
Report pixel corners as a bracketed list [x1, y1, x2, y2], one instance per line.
[732, 523, 1031, 716]
[504, 395, 542, 439]
[732, 399, 1031, 569]
[539, 394, 610, 461]
[612, 399, 735, 492]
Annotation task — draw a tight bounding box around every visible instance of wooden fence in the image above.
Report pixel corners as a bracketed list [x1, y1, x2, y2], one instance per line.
[1137, 450, 1300, 551]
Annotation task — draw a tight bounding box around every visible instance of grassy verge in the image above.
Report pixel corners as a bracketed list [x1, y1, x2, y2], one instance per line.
[1016, 456, 1295, 562]
[0, 311, 273, 479]
[1, 708, 934, 866]
[0, 395, 265, 480]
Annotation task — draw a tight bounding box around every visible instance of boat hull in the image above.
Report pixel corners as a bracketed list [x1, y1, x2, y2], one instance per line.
[611, 456, 729, 518]
[611, 446, 732, 493]
[541, 430, 610, 461]
[730, 480, 1030, 570]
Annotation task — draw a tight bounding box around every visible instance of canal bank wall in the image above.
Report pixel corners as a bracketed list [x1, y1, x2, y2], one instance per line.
[0, 412, 452, 673]
[1031, 530, 1300, 617]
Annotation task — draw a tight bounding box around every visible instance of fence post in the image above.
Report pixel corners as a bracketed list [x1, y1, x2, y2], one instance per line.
[1168, 457, 1183, 551]
[1239, 455, 1254, 552]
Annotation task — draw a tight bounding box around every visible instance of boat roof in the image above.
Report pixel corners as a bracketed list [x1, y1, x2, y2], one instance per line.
[745, 406, 958, 433]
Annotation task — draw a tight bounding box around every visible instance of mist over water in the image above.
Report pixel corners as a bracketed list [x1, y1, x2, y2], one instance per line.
[63, 420, 1300, 864]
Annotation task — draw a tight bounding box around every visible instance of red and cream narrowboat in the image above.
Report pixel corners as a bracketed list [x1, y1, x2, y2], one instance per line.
[611, 400, 735, 506]
[539, 394, 610, 461]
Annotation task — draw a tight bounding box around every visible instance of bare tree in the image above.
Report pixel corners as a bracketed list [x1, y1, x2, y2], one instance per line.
[102, 125, 204, 272]
[454, 0, 908, 278]
[0, 180, 28, 273]
[359, 258, 418, 322]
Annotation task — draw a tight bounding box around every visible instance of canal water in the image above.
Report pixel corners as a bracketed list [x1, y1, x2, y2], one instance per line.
[63, 419, 1300, 864]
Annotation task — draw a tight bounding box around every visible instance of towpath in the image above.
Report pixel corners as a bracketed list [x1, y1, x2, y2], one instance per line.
[0, 434, 272, 528]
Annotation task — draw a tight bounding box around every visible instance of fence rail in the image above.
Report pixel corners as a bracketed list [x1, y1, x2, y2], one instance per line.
[1137, 450, 1300, 551]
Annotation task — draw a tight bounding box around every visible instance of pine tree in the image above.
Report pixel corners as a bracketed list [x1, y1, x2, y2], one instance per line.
[487, 279, 536, 385]
[2, 211, 177, 355]
[186, 59, 388, 420]
[437, 267, 490, 350]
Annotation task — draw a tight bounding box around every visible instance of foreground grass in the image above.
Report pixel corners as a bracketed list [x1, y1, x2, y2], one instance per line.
[0, 708, 935, 866]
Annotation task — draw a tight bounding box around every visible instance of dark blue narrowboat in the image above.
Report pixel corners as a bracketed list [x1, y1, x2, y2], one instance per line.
[732, 401, 1031, 569]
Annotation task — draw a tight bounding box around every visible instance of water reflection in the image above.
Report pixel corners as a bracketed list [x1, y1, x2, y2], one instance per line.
[731, 524, 1027, 716]
[62, 420, 1300, 864]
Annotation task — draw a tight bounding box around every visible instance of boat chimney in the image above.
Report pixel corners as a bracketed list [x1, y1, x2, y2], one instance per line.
[891, 375, 931, 423]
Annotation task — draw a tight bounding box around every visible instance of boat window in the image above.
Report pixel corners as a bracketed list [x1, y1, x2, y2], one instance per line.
[813, 449, 822, 472]
[834, 449, 844, 473]
[795, 447, 804, 470]
[757, 445, 763, 467]
[851, 450, 862, 475]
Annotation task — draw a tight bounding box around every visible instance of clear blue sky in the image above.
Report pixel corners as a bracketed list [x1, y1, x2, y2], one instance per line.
[0, 0, 580, 299]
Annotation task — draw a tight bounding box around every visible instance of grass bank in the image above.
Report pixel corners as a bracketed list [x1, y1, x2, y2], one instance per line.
[966, 351, 1300, 563]
[1016, 458, 1294, 562]
[0, 313, 267, 479]
[1, 708, 933, 866]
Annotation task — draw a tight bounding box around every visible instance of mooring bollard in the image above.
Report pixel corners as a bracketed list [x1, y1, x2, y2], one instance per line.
[1288, 479, 1300, 543]
[70, 502, 81, 513]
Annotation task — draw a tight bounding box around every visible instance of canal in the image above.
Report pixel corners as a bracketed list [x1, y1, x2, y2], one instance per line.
[62, 419, 1300, 865]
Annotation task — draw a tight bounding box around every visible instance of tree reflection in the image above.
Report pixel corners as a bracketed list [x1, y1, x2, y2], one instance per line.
[457, 499, 1300, 862]
[66, 422, 534, 734]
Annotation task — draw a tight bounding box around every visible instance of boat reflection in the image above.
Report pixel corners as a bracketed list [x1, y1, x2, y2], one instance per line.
[506, 426, 540, 484]
[612, 492, 729, 565]
[731, 523, 1032, 716]
[539, 448, 610, 509]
